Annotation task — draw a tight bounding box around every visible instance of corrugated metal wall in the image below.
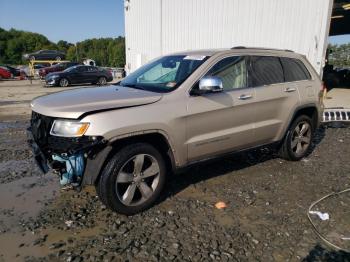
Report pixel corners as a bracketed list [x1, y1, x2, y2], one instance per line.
[125, 0, 333, 74]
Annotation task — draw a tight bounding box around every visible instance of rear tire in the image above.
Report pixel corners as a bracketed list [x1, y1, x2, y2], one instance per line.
[59, 78, 69, 87]
[96, 143, 166, 215]
[278, 115, 314, 161]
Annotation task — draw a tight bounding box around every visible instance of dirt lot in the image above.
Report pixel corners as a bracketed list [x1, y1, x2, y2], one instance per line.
[0, 80, 349, 262]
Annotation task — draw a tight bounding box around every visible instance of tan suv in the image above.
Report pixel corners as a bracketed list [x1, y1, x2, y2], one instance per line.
[28, 47, 324, 214]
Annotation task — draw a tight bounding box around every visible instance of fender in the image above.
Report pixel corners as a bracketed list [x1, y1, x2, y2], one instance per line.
[81, 129, 178, 186]
[282, 103, 320, 138]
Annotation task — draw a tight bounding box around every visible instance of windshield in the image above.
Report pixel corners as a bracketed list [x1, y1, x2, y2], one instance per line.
[120, 55, 209, 93]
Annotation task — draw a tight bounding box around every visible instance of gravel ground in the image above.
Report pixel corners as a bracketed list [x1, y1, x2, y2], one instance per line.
[0, 81, 349, 261]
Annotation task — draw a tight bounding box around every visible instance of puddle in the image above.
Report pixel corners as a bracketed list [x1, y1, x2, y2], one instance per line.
[0, 225, 105, 262]
[0, 174, 109, 261]
[0, 174, 61, 260]
[0, 231, 48, 261]
[0, 174, 59, 230]
[0, 100, 31, 107]
[0, 120, 28, 131]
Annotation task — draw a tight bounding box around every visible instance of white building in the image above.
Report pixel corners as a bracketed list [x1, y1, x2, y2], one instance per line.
[124, 0, 349, 75]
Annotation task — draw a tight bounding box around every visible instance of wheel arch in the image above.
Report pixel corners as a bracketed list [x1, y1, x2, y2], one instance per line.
[284, 104, 319, 137]
[82, 131, 177, 187]
[61, 76, 70, 84]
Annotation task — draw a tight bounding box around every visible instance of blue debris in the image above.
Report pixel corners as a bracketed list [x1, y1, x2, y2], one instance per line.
[52, 153, 85, 186]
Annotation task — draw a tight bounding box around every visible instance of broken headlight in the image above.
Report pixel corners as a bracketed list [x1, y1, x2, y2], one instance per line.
[50, 120, 89, 137]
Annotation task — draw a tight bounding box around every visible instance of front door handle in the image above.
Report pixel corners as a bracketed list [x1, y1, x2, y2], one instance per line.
[238, 94, 253, 100]
[285, 87, 297, 93]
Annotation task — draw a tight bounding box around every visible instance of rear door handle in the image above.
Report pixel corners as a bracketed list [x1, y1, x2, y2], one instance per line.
[285, 87, 297, 93]
[238, 94, 253, 100]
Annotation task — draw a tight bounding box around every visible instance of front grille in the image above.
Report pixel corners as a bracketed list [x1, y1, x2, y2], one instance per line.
[30, 111, 54, 147]
[30, 111, 103, 155]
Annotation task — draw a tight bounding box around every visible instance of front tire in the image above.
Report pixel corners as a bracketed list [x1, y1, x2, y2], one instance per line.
[59, 78, 69, 87]
[96, 143, 166, 215]
[278, 115, 314, 161]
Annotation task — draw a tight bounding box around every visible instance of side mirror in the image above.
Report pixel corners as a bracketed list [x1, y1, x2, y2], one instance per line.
[198, 76, 223, 94]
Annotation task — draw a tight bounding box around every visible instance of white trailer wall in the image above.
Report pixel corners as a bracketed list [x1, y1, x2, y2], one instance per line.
[124, 0, 333, 75]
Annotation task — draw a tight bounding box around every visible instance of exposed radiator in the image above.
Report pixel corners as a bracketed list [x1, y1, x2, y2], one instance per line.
[322, 108, 350, 122]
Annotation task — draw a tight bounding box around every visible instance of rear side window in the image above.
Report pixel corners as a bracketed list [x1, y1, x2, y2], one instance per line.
[249, 56, 284, 86]
[87, 66, 98, 72]
[77, 66, 87, 72]
[280, 58, 311, 82]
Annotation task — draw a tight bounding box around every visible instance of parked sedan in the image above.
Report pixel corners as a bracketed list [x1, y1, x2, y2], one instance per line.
[39, 62, 80, 78]
[0, 66, 12, 79]
[23, 50, 66, 61]
[45, 65, 113, 87]
[1, 65, 21, 77]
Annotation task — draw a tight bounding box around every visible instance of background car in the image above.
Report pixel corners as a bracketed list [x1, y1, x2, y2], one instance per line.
[39, 62, 80, 78]
[336, 68, 350, 87]
[0, 66, 12, 79]
[23, 50, 66, 61]
[1, 65, 21, 77]
[114, 68, 126, 78]
[45, 65, 113, 87]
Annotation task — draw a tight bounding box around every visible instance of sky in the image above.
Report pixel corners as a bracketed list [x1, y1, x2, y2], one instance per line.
[0, 0, 125, 43]
[0, 0, 349, 45]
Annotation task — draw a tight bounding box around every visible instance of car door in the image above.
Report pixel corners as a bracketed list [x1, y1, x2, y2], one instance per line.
[39, 50, 49, 60]
[76, 66, 89, 83]
[280, 57, 314, 104]
[186, 56, 256, 161]
[35, 50, 44, 60]
[46, 50, 56, 60]
[87, 66, 99, 82]
[250, 55, 300, 144]
[69, 66, 85, 84]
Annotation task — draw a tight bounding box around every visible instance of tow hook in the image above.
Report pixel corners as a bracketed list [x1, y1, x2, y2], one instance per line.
[52, 153, 85, 186]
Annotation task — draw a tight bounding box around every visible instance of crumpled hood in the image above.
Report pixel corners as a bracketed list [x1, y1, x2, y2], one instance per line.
[31, 85, 162, 119]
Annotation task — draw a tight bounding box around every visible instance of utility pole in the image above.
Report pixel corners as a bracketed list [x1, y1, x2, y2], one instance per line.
[75, 43, 79, 62]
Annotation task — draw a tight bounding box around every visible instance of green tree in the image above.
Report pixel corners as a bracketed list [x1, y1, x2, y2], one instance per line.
[0, 27, 125, 67]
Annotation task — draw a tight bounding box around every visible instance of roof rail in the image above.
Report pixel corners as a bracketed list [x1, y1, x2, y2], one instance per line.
[231, 46, 294, 52]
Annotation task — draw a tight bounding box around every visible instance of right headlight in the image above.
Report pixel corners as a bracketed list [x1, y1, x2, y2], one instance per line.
[50, 120, 90, 137]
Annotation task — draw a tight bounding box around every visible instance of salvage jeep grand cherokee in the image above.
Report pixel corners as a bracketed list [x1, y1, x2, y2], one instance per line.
[28, 47, 324, 214]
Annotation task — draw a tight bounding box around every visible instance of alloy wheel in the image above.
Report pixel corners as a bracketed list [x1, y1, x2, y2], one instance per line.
[60, 78, 68, 87]
[291, 121, 311, 156]
[115, 154, 160, 206]
[99, 77, 107, 85]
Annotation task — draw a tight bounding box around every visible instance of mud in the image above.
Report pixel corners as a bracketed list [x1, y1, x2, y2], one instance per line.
[0, 80, 349, 261]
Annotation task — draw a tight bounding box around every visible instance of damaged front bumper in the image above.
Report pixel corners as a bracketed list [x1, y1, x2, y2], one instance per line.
[27, 125, 106, 187]
[27, 129, 50, 174]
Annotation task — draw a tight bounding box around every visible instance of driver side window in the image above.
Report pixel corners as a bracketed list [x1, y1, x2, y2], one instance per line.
[206, 56, 247, 91]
